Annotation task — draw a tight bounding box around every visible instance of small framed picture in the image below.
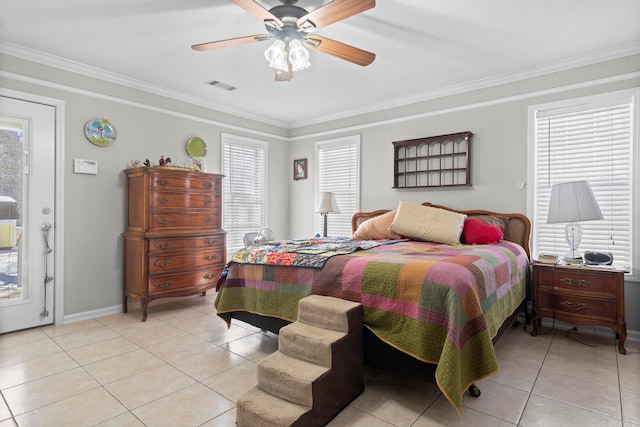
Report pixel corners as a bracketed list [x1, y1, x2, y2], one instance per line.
[293, 158, 307, 180]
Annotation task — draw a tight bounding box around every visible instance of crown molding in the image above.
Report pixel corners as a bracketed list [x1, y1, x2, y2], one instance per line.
[288, 42, 640, 129]
[2, 40, 638, 138]
[0, 41, 289, 129]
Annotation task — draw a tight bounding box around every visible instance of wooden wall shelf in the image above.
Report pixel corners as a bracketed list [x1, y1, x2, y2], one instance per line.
[392, 131, 473, 188]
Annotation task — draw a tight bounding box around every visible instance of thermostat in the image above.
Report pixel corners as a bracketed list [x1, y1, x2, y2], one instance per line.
[74, 159, 98, 175]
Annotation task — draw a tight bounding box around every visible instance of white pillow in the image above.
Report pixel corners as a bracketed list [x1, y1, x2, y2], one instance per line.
[351, 210, 403, 240]
[389, 201, 466, 245]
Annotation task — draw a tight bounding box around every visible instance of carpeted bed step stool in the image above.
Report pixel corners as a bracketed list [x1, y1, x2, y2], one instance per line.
[236, 295, 364, 427]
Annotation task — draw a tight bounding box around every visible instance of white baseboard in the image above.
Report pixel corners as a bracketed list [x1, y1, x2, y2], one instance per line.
[61, 297, 196, 324]
[63, 304, 123, 324]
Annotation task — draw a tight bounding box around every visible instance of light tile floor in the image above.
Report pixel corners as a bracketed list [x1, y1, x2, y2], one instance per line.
[0, 295, 638, 426]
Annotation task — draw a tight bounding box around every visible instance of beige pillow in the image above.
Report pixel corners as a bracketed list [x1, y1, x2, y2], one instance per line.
[352, 210, 403, 240]
[390, 201, 466, 245]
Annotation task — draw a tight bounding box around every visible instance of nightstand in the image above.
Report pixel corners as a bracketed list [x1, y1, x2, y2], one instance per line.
[530, 262, 627, 354]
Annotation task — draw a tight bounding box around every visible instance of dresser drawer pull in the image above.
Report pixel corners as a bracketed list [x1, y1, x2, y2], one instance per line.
[156, 218, 170, 224]
[203, 255, 219, 261]
[154, 260, 174, 267]
[154, 281, 173, 288]
[203, 182, 214, 189]
[155, 242, 173, 249]
[204, 239, 218, 245]
[202, 218, 214, 223]
[560, 301, 589, 311]
[204, 199, 214, 204]
[156, 197, 171, 204]
[203, 273, 217, 280]
[560, 277, 591, 287]
[156, 179, 172, 186]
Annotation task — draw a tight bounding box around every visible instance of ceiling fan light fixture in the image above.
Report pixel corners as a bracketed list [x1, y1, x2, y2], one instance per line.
[287, 39, 310, 71]
[264, 39, 288, 71]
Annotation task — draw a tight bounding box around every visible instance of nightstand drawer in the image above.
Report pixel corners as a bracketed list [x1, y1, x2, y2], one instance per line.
[530, 262, 627, 354]
[537, 291, 616, 321]
[537, 268, 617, 295]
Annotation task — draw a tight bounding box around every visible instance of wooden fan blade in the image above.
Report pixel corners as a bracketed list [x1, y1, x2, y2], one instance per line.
[191, 34, 271, 51]
[305, 35, 375, 66]
[231, 0, 283, 28]
[297, 0, 375, 30]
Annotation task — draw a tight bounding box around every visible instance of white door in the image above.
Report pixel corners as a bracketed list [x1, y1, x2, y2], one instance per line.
[0, 96, 56, 333]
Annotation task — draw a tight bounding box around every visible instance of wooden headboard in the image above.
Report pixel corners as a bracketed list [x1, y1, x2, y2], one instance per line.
[351, 202, 531, 258]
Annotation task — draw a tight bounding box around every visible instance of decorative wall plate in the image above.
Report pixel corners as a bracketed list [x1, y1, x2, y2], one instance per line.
[84, 118, 117, 146]
[186, 137, 207, 158]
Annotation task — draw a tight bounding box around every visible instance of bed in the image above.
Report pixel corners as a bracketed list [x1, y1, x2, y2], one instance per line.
[214, 202, 531, 414]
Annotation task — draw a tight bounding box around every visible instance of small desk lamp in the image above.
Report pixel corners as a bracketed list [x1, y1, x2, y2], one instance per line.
[316, 192, 340, 237]
[547, 181, 603, 262]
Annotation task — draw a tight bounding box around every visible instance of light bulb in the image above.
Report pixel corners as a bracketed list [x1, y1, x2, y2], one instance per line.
[264, 39, 288, 72]
[288, 39, 310, 72]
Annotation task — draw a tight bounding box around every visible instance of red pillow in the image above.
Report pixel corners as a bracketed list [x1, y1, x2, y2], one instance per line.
[462, 218, 503, 244]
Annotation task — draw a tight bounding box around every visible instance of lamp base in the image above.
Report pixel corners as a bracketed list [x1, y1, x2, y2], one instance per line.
[564, 222, 583, 260]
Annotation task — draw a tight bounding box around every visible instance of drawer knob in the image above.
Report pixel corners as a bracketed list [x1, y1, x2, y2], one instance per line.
[202, 218, 214, 223]
[203, 273, 216, 279]
[155, 242, 173, 249]
[156, 197, 171, 204]
[560, 301, 589, 311]
[157, 179, 171, 186]
[203, 255, 218, 262]
[154, 260, 174, 267]
[153, 281, 172, 288]
[204, 183, 214, 189]
[204, 239, 217, 245]
[156, 218, 170, 224]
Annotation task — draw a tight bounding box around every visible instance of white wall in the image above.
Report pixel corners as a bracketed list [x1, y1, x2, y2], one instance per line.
[3, 50, 639, 335]
[1, 53, 290, 317]
[287, 55, 640, 334]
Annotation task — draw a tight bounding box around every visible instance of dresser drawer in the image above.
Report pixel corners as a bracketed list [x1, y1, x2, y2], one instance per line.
[150, 174, 220, 193]
[537, 267, 617, 295]
[149, 248, 225, 275]
[537, 291, 617, 321]
[150, 191, 220, 210]
[149, 212, 220, 230]
[148, 234, 225, 254]
[148, 268, 222, 295]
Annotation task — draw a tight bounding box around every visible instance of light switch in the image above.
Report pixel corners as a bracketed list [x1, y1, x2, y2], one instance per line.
[74, 159, 98, 175]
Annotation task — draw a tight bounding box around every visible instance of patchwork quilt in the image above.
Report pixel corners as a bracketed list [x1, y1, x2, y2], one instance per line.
[215, 240, 529, 414]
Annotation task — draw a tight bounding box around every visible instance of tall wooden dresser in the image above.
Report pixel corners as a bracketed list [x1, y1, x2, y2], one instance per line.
[123, 167, 225, 321]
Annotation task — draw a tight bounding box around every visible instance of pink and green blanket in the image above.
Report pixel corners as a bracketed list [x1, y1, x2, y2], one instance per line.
[215, 239, 528, 413]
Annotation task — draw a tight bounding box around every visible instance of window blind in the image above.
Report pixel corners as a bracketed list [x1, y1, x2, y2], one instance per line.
[221, 134, 267, 256]
[531, 93, 634, 273]
[316, 136, 360, 237]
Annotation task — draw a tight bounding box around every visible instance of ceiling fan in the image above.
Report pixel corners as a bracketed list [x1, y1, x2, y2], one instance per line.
[192, 0, 376, 81]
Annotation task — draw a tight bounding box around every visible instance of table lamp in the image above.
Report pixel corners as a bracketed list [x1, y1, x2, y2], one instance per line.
[547, 181, 603, 262]
[316, 192, 340, 237]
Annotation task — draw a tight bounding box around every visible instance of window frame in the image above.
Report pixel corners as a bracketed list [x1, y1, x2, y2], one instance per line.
[315, 135, 361, 237]
[220, 132, 268, 257]
[527, 88, 639, 281]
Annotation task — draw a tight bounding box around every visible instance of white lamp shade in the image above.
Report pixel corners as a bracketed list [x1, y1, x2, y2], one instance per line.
[547, 181, 603, 224]
[316, 192, 340, 214]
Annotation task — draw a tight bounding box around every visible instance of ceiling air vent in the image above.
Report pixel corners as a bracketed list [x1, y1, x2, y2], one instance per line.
[207, 80, 237, 91]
